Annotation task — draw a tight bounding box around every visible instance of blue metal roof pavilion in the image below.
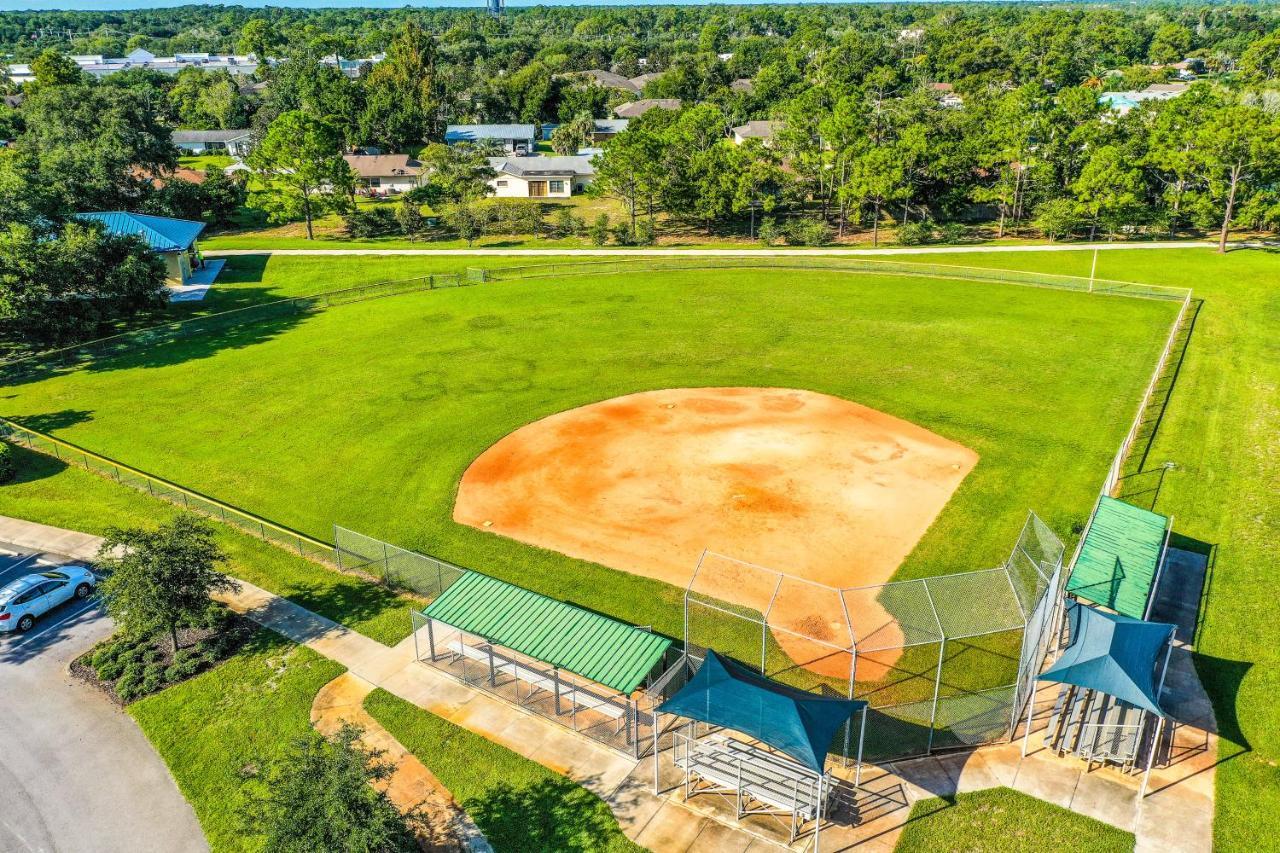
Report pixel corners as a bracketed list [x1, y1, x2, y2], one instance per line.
[74, 212, 205, 253]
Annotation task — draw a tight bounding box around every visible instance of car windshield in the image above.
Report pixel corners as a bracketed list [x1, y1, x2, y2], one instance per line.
[38, 570, 69, 580]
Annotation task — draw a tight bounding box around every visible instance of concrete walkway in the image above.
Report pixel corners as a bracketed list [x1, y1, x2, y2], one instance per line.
[205, 240, 1219, 258]
[0, 516, 1217, 852]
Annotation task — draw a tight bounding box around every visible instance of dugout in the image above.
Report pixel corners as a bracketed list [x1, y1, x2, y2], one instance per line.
[654, 650, 867, 848]
[411, 570, 675, 756]
[1067, 496, 1173, 620]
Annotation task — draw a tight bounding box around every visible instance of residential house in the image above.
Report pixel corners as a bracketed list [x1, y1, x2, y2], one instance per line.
[445, 124, 537, 154]
[730, 78, 754, 94]
[731, 120, 783, 146]
[1099, 82, 1190, 116]
[172, 129, 253, 158]
[629, 72, 663, 90]
[929, 82, 964, 108]
[321, 53, 386, 78]
[343, 154, 422, 194]
[487, 155, 595, 198]
[575, 69, 641, 93]
[539, 119, 628, 146]
[5, 49, 384, 84]
[613, 99, 681, 119]
[76, 211, 209, 287]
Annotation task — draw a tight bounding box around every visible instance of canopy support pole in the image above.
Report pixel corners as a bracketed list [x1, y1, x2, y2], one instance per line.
[1021, 681, 1038, 757]
[652, 710, 660, 793]
[1140, 715, 1165, 798]
[425, 617, 436, 662]
[855, 704, 868, 786]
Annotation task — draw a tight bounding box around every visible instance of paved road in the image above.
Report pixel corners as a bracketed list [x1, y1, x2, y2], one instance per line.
[0, 546, 207, 853]
[205, 240, 1221, 257]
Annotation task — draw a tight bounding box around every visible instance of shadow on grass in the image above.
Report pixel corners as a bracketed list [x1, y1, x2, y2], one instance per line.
[264, 578, 408, 643]
[464, 774, 624, 853]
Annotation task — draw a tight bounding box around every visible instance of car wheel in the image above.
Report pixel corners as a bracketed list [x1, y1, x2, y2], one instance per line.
[17, 614, 35, 632]
[74, 583, 93, 599]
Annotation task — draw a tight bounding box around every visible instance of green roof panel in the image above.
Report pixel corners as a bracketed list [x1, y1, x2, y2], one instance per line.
[1067, 496, 1169, 619]
[423, 571, 672, 694]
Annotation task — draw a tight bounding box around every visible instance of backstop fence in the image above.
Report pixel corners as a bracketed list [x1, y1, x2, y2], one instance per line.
[682, 511, 1067, 763]
[332, 525, 467, 600]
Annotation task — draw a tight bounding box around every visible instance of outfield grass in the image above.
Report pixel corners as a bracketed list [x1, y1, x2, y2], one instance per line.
[129, 630, 346, 852]
[895, 787, 1134, 852]
[364, 688, 639, 853]
[0, 443, 414, 644]
[1, 267, 1177, 648]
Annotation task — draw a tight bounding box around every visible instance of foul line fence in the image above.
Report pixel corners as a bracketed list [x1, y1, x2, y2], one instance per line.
[0, 417, 334, 563]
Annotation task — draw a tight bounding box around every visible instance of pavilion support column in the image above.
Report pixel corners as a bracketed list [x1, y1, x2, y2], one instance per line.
[426, 617, 436, 662]
[487, 644, 496, 686]
[1140, 716, 1165, 798]
[553, 668, 561, 715]
[1021, 681, 1038, 757]
[855, 705, 868, 786]
[652, 711, 661, 794]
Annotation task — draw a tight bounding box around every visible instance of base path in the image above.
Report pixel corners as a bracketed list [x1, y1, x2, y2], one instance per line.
[204, 240, 1219, 257]
[454, 388, 977, 678]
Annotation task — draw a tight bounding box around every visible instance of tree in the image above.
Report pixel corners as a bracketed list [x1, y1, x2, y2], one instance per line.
[240, 723, 419, 853]
[442, 198, 489, 246]
[360, 21, 441, 150]
[845, 144, 910, 246]
[412, 143, 496, 206]
[96, 515, 237, 654]
[238, 18, 282, 60]
[1194, 101, 1280, 252]
[249, 111, 352, 240]
[550, 112, 593, 155]
[1033, 198, 1079, 241]
[31, 49, 82, 87]
[591, 127, 664, 237]
[0, 221, 168, 346]
[1072, 144, 1144, 239]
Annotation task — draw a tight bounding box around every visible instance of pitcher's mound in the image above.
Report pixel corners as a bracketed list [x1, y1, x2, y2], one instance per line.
[454, 388, 977, 680]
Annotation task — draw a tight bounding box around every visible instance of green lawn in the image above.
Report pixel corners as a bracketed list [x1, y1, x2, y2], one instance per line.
[0, 443, 415, 644]
[129, 630, 346, 852]
[895, 787, 1134, 852]
[364, 688, 639, 853]
[0, 267, 1177, 649]
[179, 154, 235, 173]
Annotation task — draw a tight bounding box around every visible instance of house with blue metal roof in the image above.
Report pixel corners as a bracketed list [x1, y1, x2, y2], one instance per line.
[75, 211, 208, 287]
[444, 123, 537, 153]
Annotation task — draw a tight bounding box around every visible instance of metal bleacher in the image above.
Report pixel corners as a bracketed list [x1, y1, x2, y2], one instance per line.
[1043, 684, 1150, 771]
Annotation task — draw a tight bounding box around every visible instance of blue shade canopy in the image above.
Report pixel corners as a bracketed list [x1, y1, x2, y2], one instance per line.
[657, 651, 865, 773]
[1039, 601, 1175, 717]
[75, 212, 206, 252]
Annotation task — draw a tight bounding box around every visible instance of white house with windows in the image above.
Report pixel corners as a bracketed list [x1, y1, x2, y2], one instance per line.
[343, 154, 422, 194]
[487, 155, 595, 198]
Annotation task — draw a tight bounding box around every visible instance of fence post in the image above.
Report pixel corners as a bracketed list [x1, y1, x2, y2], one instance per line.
[927, 637, 946, 753]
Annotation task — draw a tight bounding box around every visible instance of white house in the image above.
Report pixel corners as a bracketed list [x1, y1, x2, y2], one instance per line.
[172, 129, 253, 157]
[343, 154, 422, 194]
[445, 124, 537, 154]
[487, 155, 595, 198]
[613, 99, 681, 119]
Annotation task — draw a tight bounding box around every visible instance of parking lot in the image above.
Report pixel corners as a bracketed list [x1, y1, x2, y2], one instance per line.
[0, 542, 207, 852]
[0, 546, 103, 653]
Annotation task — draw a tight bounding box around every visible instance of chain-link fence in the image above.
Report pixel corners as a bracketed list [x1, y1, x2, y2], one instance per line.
[333, 526, 465, 601]
[468, 258, 1192, 303]
[0, 272, 465, 387]
[682, 511, 1065, 763]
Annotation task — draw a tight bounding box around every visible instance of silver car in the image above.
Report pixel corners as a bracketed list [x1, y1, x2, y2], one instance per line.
[0, 567, 97, 633]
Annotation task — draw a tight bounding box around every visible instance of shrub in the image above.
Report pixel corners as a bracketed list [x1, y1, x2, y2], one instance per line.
[634, 218, 656, 246]
[937, 222, 967, 244]
[395, 199, 425, 237]
[489, 200, 543, 236]
[97, 658, 125, 680]
[0, 440, 13, 484]
[588, 213, 610, 246]
[141, 670, 165, 695]
[116, 673, 142, 702]
[1033, 198, 1080, 241]
[610, 222, 635, 246]
[786, 219, 832, 247]
[896, 220, 936, 245]
[164, 664, 183, 683]
[343, 206, 399, 239]
[552, 207, 581, 238]
[756, 218, 779, 246]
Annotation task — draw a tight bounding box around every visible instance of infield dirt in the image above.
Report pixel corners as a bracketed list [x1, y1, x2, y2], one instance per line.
[454, 387, 977, 679]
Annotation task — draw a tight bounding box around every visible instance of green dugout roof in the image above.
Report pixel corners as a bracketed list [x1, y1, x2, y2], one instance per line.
[423, 571, 672, 694]
[1067, 496, 1170, 619]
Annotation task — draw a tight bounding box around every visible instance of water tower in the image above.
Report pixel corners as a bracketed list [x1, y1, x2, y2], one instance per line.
[487, 0, 504, 17]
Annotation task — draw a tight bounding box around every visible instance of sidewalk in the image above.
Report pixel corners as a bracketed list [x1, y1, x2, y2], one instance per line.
[1, 515, 1216, 851]
[205, 240, 1218, 258]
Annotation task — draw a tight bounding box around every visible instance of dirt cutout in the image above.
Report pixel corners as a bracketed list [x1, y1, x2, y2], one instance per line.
[454, 388, 977, 680]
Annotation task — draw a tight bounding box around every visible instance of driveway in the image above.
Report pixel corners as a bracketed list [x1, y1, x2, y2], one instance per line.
[0, 545, 207, 853]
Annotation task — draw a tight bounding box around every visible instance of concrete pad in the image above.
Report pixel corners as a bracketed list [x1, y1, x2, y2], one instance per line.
[634, 802, 713, 853]
[888, 757, 958, 803]
[1070, 772, 1138, 832]
[1010, 752, 1080, 809]
[686, 819, 756, 853]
